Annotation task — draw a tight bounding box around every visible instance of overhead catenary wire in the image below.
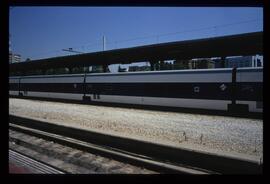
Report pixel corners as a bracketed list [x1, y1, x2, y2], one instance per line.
[28, 18, 262, 60]
[107, 18, 262, 46]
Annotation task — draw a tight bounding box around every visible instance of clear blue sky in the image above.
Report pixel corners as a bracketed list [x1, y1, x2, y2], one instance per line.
[9, 7, 263, 61]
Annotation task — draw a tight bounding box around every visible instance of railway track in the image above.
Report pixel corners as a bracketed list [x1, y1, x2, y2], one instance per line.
[9, 115, 262, 174]
[9, 149, 65, 174]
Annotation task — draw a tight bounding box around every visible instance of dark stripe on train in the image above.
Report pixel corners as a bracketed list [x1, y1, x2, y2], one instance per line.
[16, 82, 262, 101]
[9, 83, 20, 91]
[20, 83, 84, 94]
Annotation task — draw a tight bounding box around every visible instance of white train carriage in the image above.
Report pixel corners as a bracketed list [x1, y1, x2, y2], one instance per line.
[9, 67, 263, 113]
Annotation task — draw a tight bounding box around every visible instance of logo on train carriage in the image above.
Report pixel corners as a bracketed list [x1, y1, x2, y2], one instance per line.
[194, 86, 200, 93]
[220, 84, 227, 91]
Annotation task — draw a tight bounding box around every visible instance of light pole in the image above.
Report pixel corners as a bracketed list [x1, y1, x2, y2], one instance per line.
[103, 36, 106, 51]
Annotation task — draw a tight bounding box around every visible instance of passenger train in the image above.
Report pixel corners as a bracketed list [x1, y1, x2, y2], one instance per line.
[9, 67, 263, 113]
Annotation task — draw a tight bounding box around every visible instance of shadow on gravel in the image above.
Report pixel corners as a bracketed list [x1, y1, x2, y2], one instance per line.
[10, 95, 262, 120]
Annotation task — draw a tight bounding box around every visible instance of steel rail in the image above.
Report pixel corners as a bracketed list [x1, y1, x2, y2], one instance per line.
[10, 123, 210, 174]
[9, 114, 262, 174]
[9, 149, 65, 174]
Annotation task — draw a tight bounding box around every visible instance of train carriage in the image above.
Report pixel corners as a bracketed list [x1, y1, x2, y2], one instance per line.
[9, 67, 263, 113]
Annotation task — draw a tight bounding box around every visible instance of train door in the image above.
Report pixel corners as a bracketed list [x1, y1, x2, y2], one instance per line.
[83, 74, 92, 101]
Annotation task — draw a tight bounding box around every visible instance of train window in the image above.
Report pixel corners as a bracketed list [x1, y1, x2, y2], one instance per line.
[87, 84, 92, 89]
[256, 101, 262, 109]
[105, 84, 113, 91]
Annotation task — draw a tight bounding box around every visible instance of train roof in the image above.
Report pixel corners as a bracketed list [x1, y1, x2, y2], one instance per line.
[9, 67, 263, 79]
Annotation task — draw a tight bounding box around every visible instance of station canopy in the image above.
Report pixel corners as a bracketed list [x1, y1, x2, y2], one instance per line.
[9, 31, 262, 72]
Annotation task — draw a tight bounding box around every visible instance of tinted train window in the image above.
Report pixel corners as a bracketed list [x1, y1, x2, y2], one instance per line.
[87, 84, 92, 90]
[256, 101, 262, 109]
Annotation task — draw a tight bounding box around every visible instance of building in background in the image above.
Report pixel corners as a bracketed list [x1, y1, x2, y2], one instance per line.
[174, 58, 215, 69]
[9, 53, 12, 64]
[9, 53, 21, 64]
[9, 34, 22, 64]
[213, 55, 263, 68]
[226, 56, 254, 68]
[118, 65, 128, 72]
[189, 58, 215, 69]
[173, 60, 189, 70]
[128, 65, 151, 72]
[212, 58, 225, 68]
[89, 65, 105, 73]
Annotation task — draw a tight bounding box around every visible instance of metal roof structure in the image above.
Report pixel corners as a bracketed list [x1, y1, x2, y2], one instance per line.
[9, 31, 262, 73]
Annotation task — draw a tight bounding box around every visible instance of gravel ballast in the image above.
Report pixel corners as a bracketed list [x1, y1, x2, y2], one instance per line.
[9, 98, 263, 160]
